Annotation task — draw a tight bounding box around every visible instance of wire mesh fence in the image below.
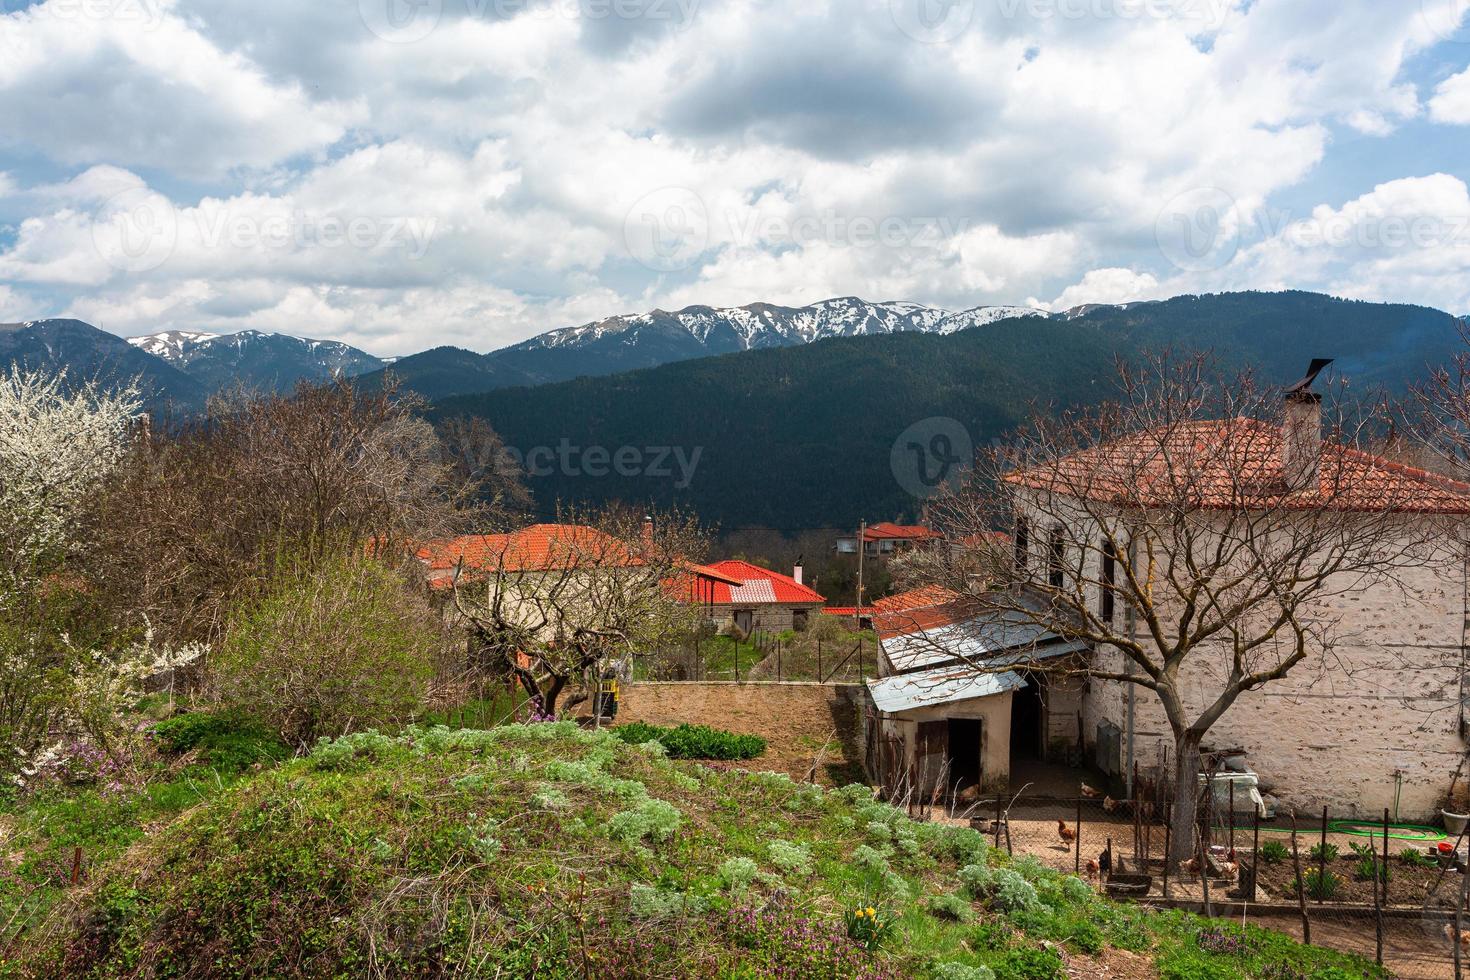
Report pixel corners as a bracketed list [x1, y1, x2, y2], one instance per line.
[865, 765, 1458, 978]
[638, 630, 878, 683]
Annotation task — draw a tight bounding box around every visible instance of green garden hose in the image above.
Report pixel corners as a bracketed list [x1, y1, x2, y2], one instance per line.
[1246, 820, 1447, 841]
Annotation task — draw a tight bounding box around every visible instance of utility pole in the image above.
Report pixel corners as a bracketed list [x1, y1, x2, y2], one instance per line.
[854, 520, 866, 629]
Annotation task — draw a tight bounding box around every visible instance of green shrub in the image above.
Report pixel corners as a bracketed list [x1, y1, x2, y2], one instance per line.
[1260, 840, 1289, 864]
[610, 722, 766, 760]
[1159, 949, 1238, 980]
[988, 868, 1040, 913]
[1307, 842, 1339, 862]
[926, 893, 974, 923]
[1353, 857, 1389, 884]
[994, 946, 1065, 980]
[718, 856, 758, 893]
[1400, 848, 1434, 868]
[1299, 868, 1341, 900]
[932, 963, 994, 980]
[150, 712, 288, 773]
[212, 551, 441, 746]
[608, 798, 682, 843]
[968, 921, 1013, 952]
[767, 839, 813, 876]
[629, 884, 705, 920]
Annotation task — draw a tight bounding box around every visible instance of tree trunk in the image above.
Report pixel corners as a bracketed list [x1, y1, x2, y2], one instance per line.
[1168, 730, 1203, 869]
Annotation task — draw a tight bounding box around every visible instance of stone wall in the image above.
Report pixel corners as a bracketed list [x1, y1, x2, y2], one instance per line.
[619, 681, 866, 784]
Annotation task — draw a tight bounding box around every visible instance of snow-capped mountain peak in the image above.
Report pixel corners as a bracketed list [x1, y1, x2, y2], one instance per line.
[127, 330, 219, 364]
[513, 298, 1049, 358]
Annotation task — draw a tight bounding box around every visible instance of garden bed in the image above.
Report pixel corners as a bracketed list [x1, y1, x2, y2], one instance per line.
[1252, 848, 1446, 908]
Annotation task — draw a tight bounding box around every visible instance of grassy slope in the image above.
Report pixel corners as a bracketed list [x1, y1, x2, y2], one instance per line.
[10, 725, 1384, 979]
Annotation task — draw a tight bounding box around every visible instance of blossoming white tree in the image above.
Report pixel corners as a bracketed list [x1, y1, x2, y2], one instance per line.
[0, 366, 141, 598]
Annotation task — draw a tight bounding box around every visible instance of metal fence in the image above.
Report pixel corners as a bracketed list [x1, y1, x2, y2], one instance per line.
[640, 631, 877, 683]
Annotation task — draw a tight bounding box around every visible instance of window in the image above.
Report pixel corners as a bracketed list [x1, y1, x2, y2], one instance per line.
[1014, 518, 1029, 573]
[1048, 527, 1065, 589]
[1101, 545, 1116, 624]
[792, 608, 809, 632]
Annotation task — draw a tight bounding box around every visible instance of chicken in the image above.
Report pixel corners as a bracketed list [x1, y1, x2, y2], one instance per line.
[1058, 819, 1077, 845]
[1444, 924, 1470, 952]
[1180, 856, 1201, 876]
[1080, 782, 1103, 798]
[1219, 861, 1239, 880]
[1084, 858, 1100, 879]
[1103, 795, 1119, 813]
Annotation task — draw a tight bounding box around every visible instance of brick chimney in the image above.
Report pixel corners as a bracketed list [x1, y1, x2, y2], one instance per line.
[793, 555, 804, 585]
[1281, 358, 1332, 491]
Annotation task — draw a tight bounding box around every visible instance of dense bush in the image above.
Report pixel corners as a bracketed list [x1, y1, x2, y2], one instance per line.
[211, 552, 442, 746]
[150, 712, 288, 773]
[611, 721, 766, 759]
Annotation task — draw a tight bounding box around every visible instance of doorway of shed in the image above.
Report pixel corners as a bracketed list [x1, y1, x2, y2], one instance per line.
[1009, 674, 1044, 762]
[946, 718, 982, 791]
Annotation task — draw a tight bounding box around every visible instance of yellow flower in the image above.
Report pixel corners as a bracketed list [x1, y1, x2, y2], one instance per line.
[866, 907, 876, 917]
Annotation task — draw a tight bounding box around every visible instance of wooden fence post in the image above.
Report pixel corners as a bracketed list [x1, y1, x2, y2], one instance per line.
[1250, 806, 1261, 905]
[1457, 849, 1469, 980]
[1162, 801, 1172, 899]
[1317, 805, 1328, 905]
[1075, 798, 1083, 874]
[1290, 809, 1310, 946]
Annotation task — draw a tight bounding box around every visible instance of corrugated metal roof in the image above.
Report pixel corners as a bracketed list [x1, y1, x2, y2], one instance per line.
[867, 665, 1028, 713]
[881, 610, 1064, 674]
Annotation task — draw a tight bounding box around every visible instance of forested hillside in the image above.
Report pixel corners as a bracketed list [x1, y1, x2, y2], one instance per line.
[434, 292, 1464, 530]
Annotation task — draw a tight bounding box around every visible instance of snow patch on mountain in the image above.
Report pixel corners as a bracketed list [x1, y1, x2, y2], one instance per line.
[127, 330, 219, 363]
[514, 298, 1053, 355]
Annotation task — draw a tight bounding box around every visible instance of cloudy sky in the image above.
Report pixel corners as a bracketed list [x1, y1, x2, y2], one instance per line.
[1, 0, 1469, 355]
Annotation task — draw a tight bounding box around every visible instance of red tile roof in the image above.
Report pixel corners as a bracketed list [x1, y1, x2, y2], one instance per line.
[862, 522, 943, 542]
[821, 585, 961, 622]
[1008, 417, 1470, 514]
[704, 559, 826, 605]
[416, 524, 640, 574]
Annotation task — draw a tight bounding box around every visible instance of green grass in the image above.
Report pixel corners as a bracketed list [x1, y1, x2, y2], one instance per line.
[3, 724, 1390, 979]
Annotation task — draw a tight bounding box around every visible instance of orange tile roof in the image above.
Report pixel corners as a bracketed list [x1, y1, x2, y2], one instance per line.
[862, 522, 943, 542]
[1008, 417, 1470, 514]
[416, 523, 641, 574]
[704, 559, 826, 605]
[821, 585, 963, 623]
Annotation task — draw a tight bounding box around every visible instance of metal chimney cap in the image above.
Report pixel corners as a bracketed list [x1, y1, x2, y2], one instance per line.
[1285, 358, 1334, 396]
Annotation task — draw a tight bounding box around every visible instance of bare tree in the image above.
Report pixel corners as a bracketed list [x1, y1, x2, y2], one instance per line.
[904, 354, 1466, 866]
[88, 379, 522, 644]
[444, 508, 707, 717]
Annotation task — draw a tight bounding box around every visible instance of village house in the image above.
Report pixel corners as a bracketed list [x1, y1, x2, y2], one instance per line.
[701, 559, 826, 635]
[865, 376, 1470, 821]
[836, 522, 944, 557]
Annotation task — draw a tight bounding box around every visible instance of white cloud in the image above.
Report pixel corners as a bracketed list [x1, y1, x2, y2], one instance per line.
[0, 0, 1468, 351]
[1430, 67, 1470, 124]
[1043, 268, 1166, 311]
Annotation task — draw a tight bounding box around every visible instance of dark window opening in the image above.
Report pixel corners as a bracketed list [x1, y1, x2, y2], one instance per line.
[1101, 546, 1116, 624]
[792, 608, 809, 632]
[1014, 518, 1029, 573]
[1047, 527, 1065, 589]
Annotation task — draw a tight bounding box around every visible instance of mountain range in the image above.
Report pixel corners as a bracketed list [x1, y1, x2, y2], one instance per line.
[433, 291, 1469, 529]
[1, 299, 1057, 405]
[4, 291, 1467, 530]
